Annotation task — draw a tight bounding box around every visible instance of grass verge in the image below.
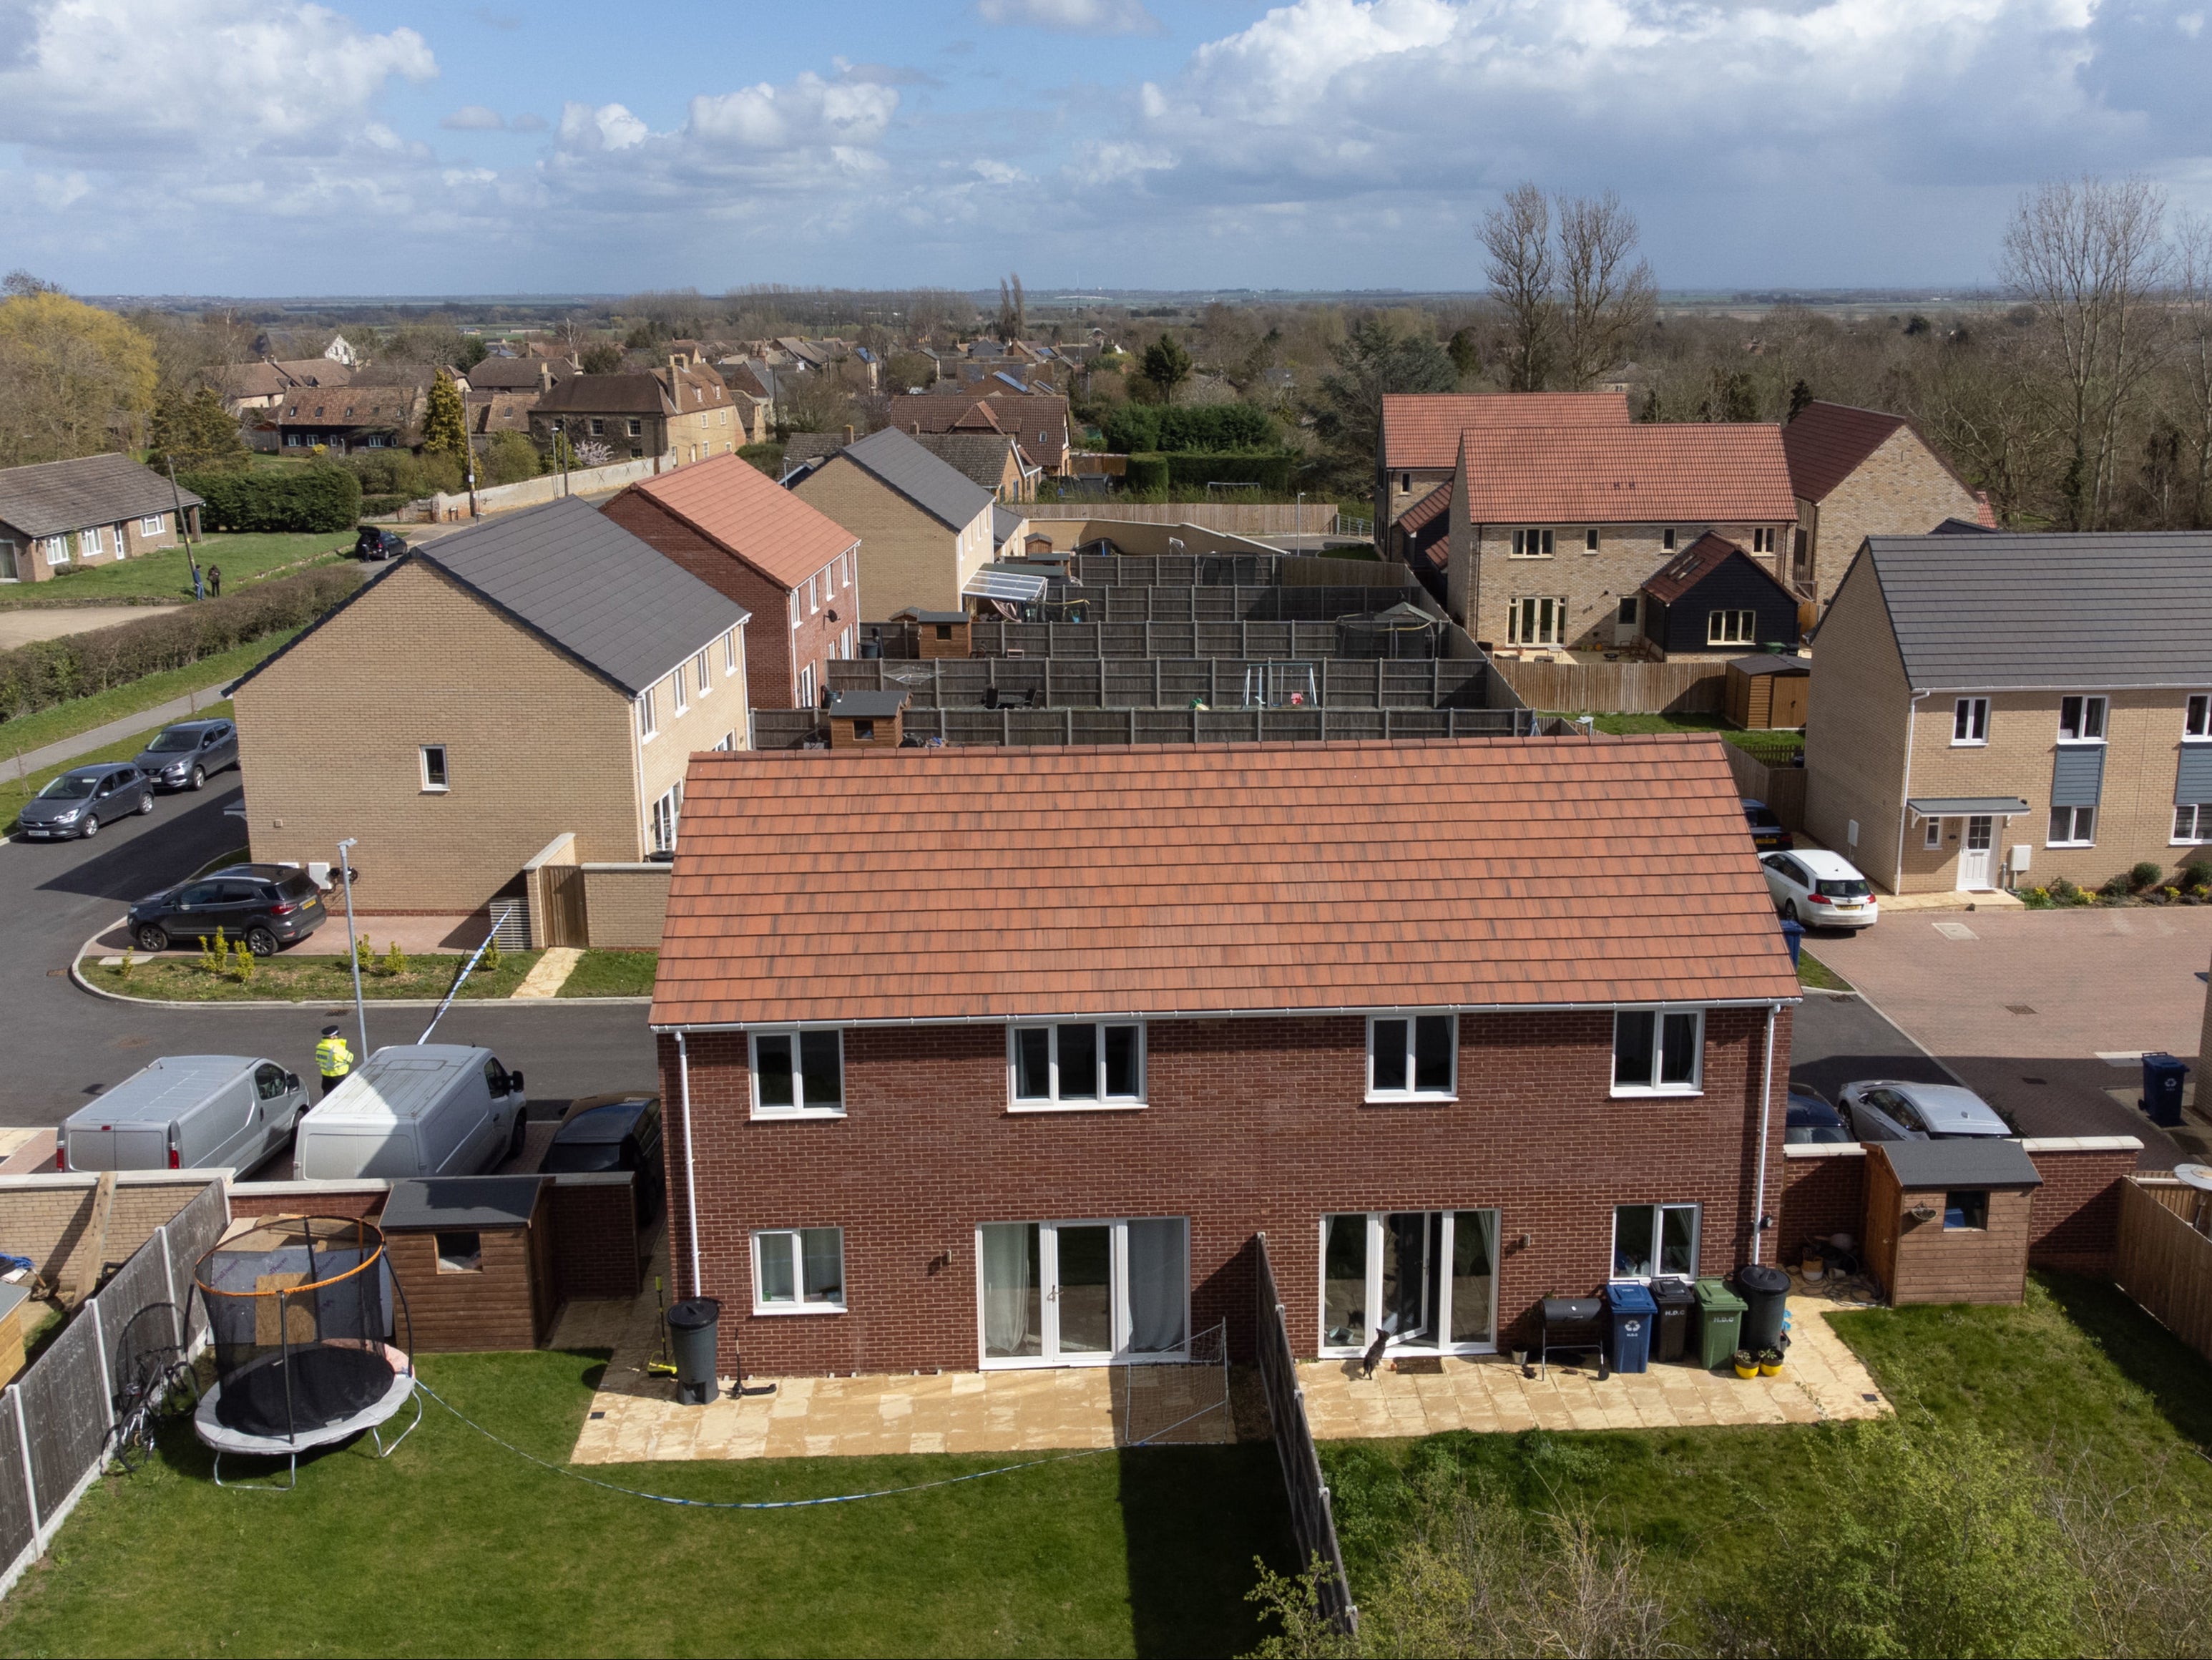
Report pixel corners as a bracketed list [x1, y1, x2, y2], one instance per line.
[0, 1349, 1295, 1658]
[0, 532, 348, 609]
[0, 629, 296, 768]
[557, 948, 660, 998]
[84, 947, 544, 1003]
[3, 699, 235, 829]
[1587, 711, 1805, 766]
[1796, 946, 1852, 992]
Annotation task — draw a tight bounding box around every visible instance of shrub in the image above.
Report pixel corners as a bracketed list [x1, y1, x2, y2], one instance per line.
[230, 937, 255, 984]
[2019, 886, 2054, 909]
[199, 926, 227, 975]
[478, 431, 542, 487]
[2098, 873, 2134, 900]
[358, 494, 408, 517]
[481, 934, 501, 972]
[354, 935, 373, 975]
[0, 564, 361, 722]
[1163, 448, 1297, 492]
[2181, 856, 2212, 894]
[184, 464, 361, 532]
[2129, 860, 2163, 892]
[1122, 453, 1169, 493]
[382, 939, 406, 977]
[1100, 401, 1276, 454]
[343, 449, 461, 500]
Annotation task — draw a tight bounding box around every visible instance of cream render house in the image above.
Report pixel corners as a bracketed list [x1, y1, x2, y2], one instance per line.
[788, 426, 997, 621]
[1781, 401, 1990, 610]
[1804, 531, 2212, 896]
[231, 497, 750, 922]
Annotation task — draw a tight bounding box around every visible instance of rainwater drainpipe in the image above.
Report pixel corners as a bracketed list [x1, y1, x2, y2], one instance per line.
[1749, 1003, 1778, 1265]
[676, 1030, 703, 1299]
[1893, 689, 1930, 894]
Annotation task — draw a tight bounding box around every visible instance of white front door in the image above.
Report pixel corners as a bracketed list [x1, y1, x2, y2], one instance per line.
[1958, 814, 1995, 889]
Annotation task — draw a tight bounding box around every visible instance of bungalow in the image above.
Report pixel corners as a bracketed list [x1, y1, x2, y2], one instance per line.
[0, 454, 202, 585]
[647, 735, 1800, 1376]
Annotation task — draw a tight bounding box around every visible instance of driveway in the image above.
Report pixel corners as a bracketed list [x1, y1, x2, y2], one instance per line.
[0, 776, 656, 1126]
[1799, 909, 2210, 1166]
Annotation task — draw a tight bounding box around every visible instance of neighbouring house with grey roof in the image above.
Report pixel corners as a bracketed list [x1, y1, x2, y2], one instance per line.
[1803, 531, 2212, 897]
[0, 454, 202, 585]
[229, 496, 752, 925]
[788, 426, 999, 620]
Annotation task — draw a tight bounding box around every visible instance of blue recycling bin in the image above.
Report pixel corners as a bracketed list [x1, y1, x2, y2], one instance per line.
[1604, 1280, 1656, 1374]
[1779, 917, 1804, 967]
[2142, 1053, 2188, 1128]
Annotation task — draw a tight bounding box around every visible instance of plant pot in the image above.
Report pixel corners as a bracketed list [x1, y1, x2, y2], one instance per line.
[1760, 1361, 1784, 1377]
[1733, 1362, 1760, 1380]
[1801, 1258, 1824, 1281]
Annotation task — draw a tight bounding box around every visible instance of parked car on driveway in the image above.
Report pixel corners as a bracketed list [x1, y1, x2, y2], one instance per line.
[16, 764, 152, 840]
[1786, 1085, 1854, 1144]
[131, 718, 238, 792]
[1839, 1079, 2011, 1141]
[354, 526, 408, 560]
[1761, 848, 1879, 929]
[1741, 799, 1793, 851]
[128, 862, 326, 955]
[542, 1094, 665, 1224]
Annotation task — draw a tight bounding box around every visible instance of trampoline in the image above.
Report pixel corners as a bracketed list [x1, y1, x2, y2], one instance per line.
[189, 1216, 420, 1490]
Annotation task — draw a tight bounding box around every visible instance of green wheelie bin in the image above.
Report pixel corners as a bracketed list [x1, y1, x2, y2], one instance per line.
[1695, 1276, 1746, 1370]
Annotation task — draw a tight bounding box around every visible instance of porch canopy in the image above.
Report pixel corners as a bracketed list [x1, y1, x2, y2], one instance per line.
[1907, 796, 2030, 818]
[963, 566, 1050, 603]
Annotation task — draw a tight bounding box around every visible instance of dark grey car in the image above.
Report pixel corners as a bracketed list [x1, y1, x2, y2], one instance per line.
[16, 764, 152, 840]
[132, 718, 238, 792]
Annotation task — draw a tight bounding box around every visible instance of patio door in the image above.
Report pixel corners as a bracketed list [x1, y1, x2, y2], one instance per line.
[1320, 1210, 1499, 1357]
[1958, 814, 1995, 889]
[978, 1218, 1188, 1367]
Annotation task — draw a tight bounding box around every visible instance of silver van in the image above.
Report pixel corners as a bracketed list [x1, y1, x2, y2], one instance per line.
[61, 1055, 306, 1173]
[291, 1045, 527, 1181]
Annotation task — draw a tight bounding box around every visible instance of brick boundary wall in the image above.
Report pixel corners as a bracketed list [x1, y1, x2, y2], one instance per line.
[547, 1175, 643, 1302]
[1776, 1146, 1868, 1253]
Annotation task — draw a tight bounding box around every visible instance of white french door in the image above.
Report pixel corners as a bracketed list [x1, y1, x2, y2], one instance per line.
[1958, 814, 1995, 889]
[977, 1218, 1189, 1367]
[1319, 1210, 1499, 1357]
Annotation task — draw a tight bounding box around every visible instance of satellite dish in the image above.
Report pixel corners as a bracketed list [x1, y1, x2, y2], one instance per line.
[2173, 1163, 2212, 1192]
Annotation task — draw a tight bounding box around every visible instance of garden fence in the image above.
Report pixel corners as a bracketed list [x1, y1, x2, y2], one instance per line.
[1250, 1232, 1357, 1637]
[2115, 1177, 2212, 1369]
[0, 1180, 229, 1600]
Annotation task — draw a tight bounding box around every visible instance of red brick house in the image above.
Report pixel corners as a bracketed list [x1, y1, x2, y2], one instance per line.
[602, 451, 861, 712]
[648, 736, 1800, 1379]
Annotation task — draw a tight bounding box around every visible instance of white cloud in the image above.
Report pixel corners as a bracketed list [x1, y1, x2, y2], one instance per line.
[559, 101, 649, 152]
[974, 0, 1162, 36]
[972, 158, 1032, 184]
[687, 73, 897, 152]
[441, 104, 506, 131]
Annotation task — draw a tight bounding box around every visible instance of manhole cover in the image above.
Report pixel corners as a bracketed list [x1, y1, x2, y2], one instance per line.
[1933, 921, 1979, 941]
[2006, 1004, 2037, 1015]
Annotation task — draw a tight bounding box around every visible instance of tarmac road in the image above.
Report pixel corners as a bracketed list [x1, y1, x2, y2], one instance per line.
[0, 776, 657, 1125]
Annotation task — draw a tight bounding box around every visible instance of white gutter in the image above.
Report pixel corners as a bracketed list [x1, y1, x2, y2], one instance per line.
[1749, 1002, 1778, 1265]
[675, 1030, 703, 1299]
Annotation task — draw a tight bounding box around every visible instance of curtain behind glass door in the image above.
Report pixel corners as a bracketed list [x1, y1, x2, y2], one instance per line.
[982, 1224, 1041, 1357]
[1125, 1219, 1187, 1354]
[1450, 1211, 1497, 1345]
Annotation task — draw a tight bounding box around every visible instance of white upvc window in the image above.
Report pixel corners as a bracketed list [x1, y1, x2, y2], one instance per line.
[1612, 1007, 1703, 1096]
[1507, 595, 1567, 646]
[752, 1226, 845, 1314]
[808, 574, 819, 614]
[723, 631, 738, 675]
[419, 744, 449, 793]
[2173, 804, 2212, 845]
[1319, 1209, 1502, 1355]
[1366, 1012, 1456, 1102]
[1509, 527, 1553, 559]
[671, 668, 687, 717]
[750, 1027, 844, 1115]
[798, 663, 816, 708]
[2058, 694, 2108, 743]
[1924, 816, 1944, 851]
[140, 514, 164, 535]
[1952, 697, 1988, 746]
[1706, 610, 1756, 646]
[788, 591, 801, 631]
[1009, 1021, 1144, 1109]
[2048, 805, 2097, 847]
[1611, 1203, 1700, 1281]
[2187, 694, 2212, 740]
[42, 536, 68, 566]
[650, 783, 680, 854]
[1750, 527, 1775, 555]
[78, 526, 103, 557]
[694, 650, 711, 698]
[715, 730, 737, 751]
[979, 1217, 1190, 1366]
[636, 686, 657, 741]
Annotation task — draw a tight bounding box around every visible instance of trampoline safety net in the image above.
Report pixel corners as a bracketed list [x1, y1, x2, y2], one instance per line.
[192, 1218, 400, 1443]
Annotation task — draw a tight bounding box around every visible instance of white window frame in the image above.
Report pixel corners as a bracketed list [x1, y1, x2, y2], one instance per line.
[78, 526, 103, 558]
[798, 663, 816, 708]
[1706, 609, 1756, 646]
[2057, 693, 2108, 744]
[650, 783, 680, 854]
[1365, 1012, 1457, 1103]
[694, 650, 711, 698]
[419, 744, 449, 794]
[975, 1217, 1191, 1369]
[724, 631, 739, 676]
[42, 536, 68, 567]
[751, 1226, 846, 1315]
[2173, 804, 2212, 845]
[671, 668, 687, 716]
[1316, 1209, 1502, 1358]
[637, 686, 658, 741]
[808, 574, 820, 614]
[1509, 527, 1554, 560]
[627, 419, 642, 438]
[1583, 528, 1600, 553]
[749, 1026, 846, 1117]
[2047, 804, 2097, 848]
[715, 730, 737, 752]
[1007, 1020, 1146, 1111]
[1662, 527, 1678, 551]
[1751, 527, 1774, 555]
[1610, 1202, 1701, 1282]
[2186, 694, 2211, 741]
[1507, 595, 1568, 647]
[1924, 816, 1944, 851]
[788, 591, 801, 631]
[1952, 697, 1989, 747]
[140, 514, 164, 535]
[1611, 1007, 1705, 1097]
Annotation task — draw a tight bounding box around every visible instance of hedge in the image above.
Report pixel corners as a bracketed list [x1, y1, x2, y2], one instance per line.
[1120, 450, 1299, 493]
[1122, 454, 1170, 493]
[0, 564, 363, 721]
[1100, 403, 1276, 454]
[183, 465, 363, 533]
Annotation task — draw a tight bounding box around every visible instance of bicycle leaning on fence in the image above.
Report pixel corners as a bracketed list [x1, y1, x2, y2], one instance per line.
[104, 1343, 200, 1474]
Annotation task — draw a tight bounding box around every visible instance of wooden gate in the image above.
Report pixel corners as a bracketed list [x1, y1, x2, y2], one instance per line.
[2115, 1178, 2212, 1367]
[537, 864, 588, 949]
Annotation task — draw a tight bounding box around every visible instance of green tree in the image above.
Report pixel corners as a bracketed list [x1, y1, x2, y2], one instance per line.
[1446, 326, 1482, 383]
[0, 290, 160, 466]
[579, 343, 624, 376]
[1140, 333, 1192, 404]
[147, 385, 250, 474]
[456, 336, 489, 372]
[480, 430, 543, 486]
[1312, 316, 1455, 487]
[421, 368, 468, 463]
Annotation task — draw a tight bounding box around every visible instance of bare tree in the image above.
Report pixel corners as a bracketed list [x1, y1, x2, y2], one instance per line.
[1479, 185, 1556, 392]
[1556, 191, 1655, 392]
[996, 274, 1027, 345]
[2171, 213, 2212, 527]
[1999, 175, 2171, 528]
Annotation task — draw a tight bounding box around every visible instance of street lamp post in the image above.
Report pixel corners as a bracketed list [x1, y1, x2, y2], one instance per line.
[336, 838, 367, 1058]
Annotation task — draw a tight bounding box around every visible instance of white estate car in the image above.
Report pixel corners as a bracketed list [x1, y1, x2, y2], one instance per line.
[1761, 848, 1880, 929]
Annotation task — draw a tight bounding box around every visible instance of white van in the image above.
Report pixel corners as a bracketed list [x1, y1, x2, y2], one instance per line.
[62, 1055, 307, 1173]
[290, 1045, 527, 1181]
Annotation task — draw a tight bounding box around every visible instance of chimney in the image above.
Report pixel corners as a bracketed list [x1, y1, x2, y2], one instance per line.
[843, 425, 854, 445]
[539, 361, 552, 393]
[911, 423, 921, 436]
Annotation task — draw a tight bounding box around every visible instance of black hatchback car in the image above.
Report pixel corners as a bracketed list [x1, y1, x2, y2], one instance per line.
[16, 764, 152, 839]
[543, 1095, 665, 1224]
[1741, 798, 1793, 851]
[354, 526, 408, 560]
[128, 863, 327, 955]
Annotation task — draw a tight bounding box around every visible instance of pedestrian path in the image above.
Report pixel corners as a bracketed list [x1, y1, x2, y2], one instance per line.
[6, 680, 233, 780]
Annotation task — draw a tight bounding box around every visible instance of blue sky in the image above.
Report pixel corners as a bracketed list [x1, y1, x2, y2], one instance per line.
[1, 0, 2208, 297]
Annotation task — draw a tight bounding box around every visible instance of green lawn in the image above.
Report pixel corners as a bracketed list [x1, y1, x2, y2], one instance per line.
[1797, 946, 1853, 992]
[0, 532, 349, 609]
[85, 945, 545, 1002]
[3, 699, 238, 829]
[1588, 711, 1804, 766]
[557, 948, 660, 998]
[0, 1350, 1295, 1658]
[0, 630, 295, 768]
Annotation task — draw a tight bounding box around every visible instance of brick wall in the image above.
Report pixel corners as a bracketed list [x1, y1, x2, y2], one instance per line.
[0, 1174, 213, 1288]
[547, 1175, 644, 1300]
[579, 864, 670, 948]
[1454, 519, 1793, 651]
[227, 1181, 388, 1220]
[657, 1004, 1792, 1378]
[793, 459, 988, 622]
[1778, 1146, 1866, 1251]
[1801, 429, 1979, 610]
[1801, 554, 1914, 887]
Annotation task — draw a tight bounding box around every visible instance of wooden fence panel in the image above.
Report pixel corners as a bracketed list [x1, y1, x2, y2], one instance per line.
[2115, 1178, 2212, 1365]
[1495, 658, 1727, 715]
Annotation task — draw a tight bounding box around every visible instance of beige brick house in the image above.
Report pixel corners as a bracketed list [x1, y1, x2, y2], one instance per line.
[0, 454, 201, 584]
[230, 496, 750, 919]
[1803, 531, 2212, 895]
[531, 354, 742, 466]
[789, 427, 995, 620]
[1781, 402, 1990, 610]
[1376, 392, 1630, 565]
[1443, 424, 1798, 654]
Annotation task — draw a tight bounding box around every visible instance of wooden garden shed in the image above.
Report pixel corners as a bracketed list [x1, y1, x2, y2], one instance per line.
[1725, 655, 1811, 730]
[1863, 1139, 2042, 1306]
[895, 607, 972, 660]
[380, 1175, 554, 1350]
[825, 688, 909, 750]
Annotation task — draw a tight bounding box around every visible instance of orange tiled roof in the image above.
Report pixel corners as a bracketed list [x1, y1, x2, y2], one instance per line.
[612, 452, 858, 591]
[1457, 425, 1795, 524]
[648, 736, 1800, 1028]
[1382, 392, 1630, 471]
